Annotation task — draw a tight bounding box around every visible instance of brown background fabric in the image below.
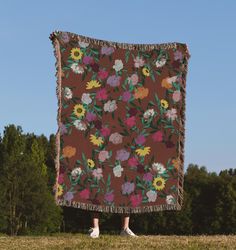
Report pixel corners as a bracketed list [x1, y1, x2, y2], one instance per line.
[49, 30, 191, 213]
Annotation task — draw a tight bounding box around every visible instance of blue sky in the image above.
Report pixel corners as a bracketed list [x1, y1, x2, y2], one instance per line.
[0, 1, 235, 174]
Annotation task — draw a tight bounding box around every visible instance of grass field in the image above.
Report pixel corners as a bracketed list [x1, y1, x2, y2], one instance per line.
[0, 233, 236, 250]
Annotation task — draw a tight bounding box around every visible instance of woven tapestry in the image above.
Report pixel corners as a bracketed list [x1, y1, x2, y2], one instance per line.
[49, 30, 191, 213]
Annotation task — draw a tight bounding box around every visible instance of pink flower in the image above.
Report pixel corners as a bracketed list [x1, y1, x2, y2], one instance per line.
[104, 191, 114, 202]
[122, 91, 132, 102]
[130, 193, 142, 207]
[135, 134, 146, 145]
[98, 69, 108, 80]
[172, 90, 181, 102]
[128, 157, 139, 167]
[98, 150, 109, 162]
[58, 174, 64, 184]
[109, 132, 123, 144]
[134, 56, 145, 68]
[124, 116, 136, 127]
[79, 188, 90, 199]
[128, 74, 139, 85]
[96, 88, 108, 100]
[100, 127, 111, 137]
[92, 168, 103, 180]
[152, 131, 163, 142]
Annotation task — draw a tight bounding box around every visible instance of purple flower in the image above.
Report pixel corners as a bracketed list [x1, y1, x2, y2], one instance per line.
[104, 191, 114, 202]
[122, 91, 132, 102]
[122, 181, 135, 195]
[107, 75, 121, 87]
[143, 172, 153, 182]
[60, 123, 68, 135]
[83, 56, 94, 65]
[116, 149, 130, 161]
[86, 112, 97, 122]
[60, 32, 70, 43]
[101, 46, 115, 55]
[64, 191, 74, 201]
[174, 50, 183, 61]
[135, 134, 146, 145]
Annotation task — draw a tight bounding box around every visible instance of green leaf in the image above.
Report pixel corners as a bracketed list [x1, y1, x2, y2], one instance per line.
[107, 174, 111, 186]
[150, 73, 155, 82]
[125, 50, 130, 63]
[82, 152, 87, 164]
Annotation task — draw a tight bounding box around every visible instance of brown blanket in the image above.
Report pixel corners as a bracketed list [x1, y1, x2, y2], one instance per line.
[49, 30, 190, 213]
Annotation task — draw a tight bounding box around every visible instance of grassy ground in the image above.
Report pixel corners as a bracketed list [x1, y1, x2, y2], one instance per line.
[0, 233, 235, 250]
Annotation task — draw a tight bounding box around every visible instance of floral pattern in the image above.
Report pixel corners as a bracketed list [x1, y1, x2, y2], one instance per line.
[49, 31, 190, 213]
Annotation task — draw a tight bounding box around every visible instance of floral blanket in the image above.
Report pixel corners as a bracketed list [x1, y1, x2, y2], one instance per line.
[49, 30, 190, 213]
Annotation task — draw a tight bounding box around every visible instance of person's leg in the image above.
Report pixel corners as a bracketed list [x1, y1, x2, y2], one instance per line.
[91, 211, 100, 229]
[120, 212, 138, 237]
[88, 211, 100, 238]
[121, 213, 130, 230]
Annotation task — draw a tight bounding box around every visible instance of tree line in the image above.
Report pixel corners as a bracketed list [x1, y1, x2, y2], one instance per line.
[0, 124, 235, 236]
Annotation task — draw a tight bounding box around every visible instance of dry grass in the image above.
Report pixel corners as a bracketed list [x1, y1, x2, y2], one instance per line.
[0, 233, 235, 250]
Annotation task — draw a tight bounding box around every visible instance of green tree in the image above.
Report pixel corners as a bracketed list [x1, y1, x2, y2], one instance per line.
[0, 124, 62, 235]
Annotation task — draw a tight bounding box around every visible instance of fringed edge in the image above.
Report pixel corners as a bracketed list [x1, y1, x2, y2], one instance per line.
[49, 30, 191, 52]
[49, 30, 191, 213]
[49, 34, 62, 205]
[55, 198, 180, 214]
[176, 45, 191, 211]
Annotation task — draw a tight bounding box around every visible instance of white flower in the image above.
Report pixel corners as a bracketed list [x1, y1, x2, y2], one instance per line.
[146, 190, 157, 202]
[64, 87, 73, 99]
[152, 162, 166, 174]
[103, 100, 117, 112]
[155, 57, 167, 68]
[78, 41, 89, 48]
[71, 167, 82, 177]
[165, 108, 177, 121]
[166, 194, 175, 205]
[168, 75, 178, 83]
[143, 108, 155, 119]
[113, 164, 124, 177]
[73, 120, 87, 131]
[71, 63, 84, 74]
[81, 93, 92, 105]
[113, 59, 123, 71]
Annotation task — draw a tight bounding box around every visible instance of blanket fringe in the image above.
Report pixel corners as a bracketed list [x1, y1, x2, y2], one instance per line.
[49, 30, 191, 56]
[49, 30, 191, 213]
[55, 198, 181, 214]
[49, 34, 62, 206]
[177, 47, 190, 210]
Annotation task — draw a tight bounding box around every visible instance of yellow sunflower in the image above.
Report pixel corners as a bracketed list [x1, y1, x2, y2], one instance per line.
[90, 134, 104, 146]
[135, 146, 151, 156]
[73, 104, 85, 118]
[142, 67, 150, 76]
[86, 80, 101, 89]
[70, 47, 83, 60]
[161, 99, 169, 109]
[56, 184, 63, 196]
[87, 159, 95, 168]
[153, 177, 166, 191]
